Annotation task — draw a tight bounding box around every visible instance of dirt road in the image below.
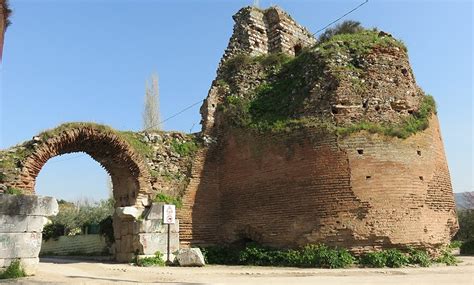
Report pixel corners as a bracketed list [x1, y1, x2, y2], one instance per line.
[4, 256, 474, 285]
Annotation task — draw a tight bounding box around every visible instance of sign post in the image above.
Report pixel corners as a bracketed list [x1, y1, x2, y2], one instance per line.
[162, 204, 176, 265]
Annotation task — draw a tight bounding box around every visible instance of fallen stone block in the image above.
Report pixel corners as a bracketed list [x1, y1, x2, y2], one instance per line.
[176, 248, 205, 267]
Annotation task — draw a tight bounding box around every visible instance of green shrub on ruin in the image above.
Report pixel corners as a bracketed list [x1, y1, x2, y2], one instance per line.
[170, 139, 199, 157]
[435, 250, 459, 266]
[318, 20, 365, 43]
[449, 240, 462, 249]
[384, 249, 410, 268]
[337, 94, 436, 139]
[220, 52, 329, 133]
[217, 29, 428, 138]
[202, 243, 354, 268]
[317, 28, 407, 61]
[5, 187, 22, 195]
[407, 248, 432, 267]
[153, 193, 183, 208]
[0, 260, 26, 280]
[297, 244, 355, 268]
[361, 248, 433, 268]
[202, 243, 457, 268]
[134, 251, 165, 267]
[360, 251, 388, 267]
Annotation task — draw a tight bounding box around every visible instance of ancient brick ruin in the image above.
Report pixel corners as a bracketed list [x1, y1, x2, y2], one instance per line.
[186, 6, 458, 252]
[0, 5, 458, 266]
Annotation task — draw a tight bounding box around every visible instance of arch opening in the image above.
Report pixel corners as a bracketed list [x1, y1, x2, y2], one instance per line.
[36, 153, 116, 256]
[7, 124, 153, 261]
[36, 152, 112, 202]
[18, 125, 151, 207]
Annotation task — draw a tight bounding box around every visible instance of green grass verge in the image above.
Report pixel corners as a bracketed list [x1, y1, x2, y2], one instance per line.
[202, 243, 456, 268]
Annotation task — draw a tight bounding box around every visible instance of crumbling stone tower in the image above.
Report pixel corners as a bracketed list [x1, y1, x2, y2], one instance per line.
[202, 6, 316, 134]
[224, 6, 316, 59]
[187, 6, 458, 253]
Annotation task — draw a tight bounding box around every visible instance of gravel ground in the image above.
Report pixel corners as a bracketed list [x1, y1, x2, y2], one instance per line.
[3, 256, 474, 285]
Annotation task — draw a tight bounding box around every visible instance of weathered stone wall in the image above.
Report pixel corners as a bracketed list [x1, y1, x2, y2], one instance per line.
[181, 6, 457, 252]
[177, 146, 220, 247]
[0, 125, 188, 262]
[114, 202, 179, 262]
[40, 234, 109, 256]
[178, 115, 457, 252]
[0, 194, 58, 274]
[0, 124, 152, 207]
[201, 6, 316, 134]
[327, 44, 423, 126]
[222, 6, 316, 60]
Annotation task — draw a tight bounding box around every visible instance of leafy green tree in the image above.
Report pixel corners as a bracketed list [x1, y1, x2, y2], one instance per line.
[455, 192, 474, 241]
[44, 199, 114, 237]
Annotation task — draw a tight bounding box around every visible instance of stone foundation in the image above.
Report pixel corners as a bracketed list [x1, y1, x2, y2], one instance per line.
[114, 202, 179, 262]
[0, 194, 58, 274]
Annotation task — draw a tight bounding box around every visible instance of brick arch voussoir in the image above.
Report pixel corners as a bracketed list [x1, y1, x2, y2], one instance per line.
[18, 125, 151, 207]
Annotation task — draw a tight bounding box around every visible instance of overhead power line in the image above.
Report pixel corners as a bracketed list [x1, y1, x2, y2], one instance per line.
[143, 99, 203, 132]
[312, 0, 369, 36]
[40, 1, 370, 164]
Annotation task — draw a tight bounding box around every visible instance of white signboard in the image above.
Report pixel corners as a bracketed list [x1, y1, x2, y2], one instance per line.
[163, 204, 176, 224]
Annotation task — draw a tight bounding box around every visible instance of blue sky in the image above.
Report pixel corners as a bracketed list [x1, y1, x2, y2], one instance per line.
[0, 0, 472, 201]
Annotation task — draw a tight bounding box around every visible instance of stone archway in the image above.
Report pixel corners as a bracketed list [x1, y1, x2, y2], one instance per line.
[0, 123, 154, 262]
[15, 124, 151, 207]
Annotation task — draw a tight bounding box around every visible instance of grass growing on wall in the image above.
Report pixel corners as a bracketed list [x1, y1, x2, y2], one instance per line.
[0, 122, 157, 177]
[337, 95, 436, 139]
[217, 29, 435, 139]
[153, 193, 183, 208]
[170, 139, 199, 157]
[36, 122, 154, 159]
[5, 187, 23, 195]
[118, 131, 153, 158]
